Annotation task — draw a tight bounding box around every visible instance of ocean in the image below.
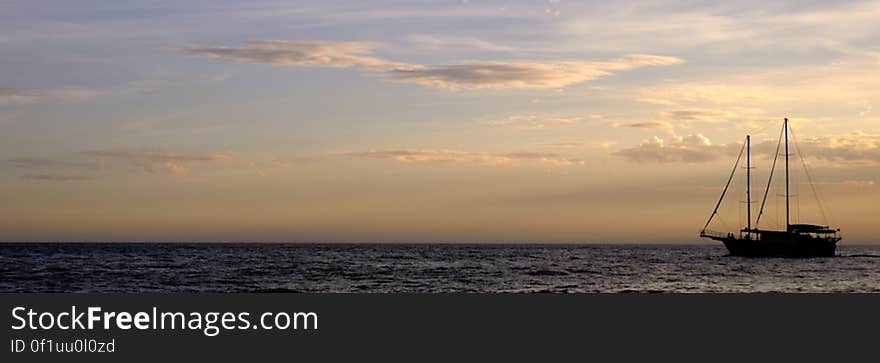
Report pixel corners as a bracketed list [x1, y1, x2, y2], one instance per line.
[2, 243, 879, 293]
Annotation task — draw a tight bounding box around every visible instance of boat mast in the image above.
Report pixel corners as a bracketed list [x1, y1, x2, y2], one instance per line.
[784, 118, 790, 232]
[746, 134, 751, 236]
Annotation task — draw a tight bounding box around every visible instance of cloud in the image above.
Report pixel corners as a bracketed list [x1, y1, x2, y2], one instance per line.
[0, 87, 39, 102]
[404, 34, 517, 52]
[654, 185, 724, 193]
[0, 87, 31, 98]
[77, 148, 295, 177]
[638, 83, 784, 108]
[613, 133, 740, 163]
[557, 1, 880, 57]
[539, 141, 617, 148]
[22, 174, 92, 182]
[614, 130, 880, 166]
[244, 152, 293, 177]
[662, 109, 729, 122]
[483, 114, 598, 130]
[8, 157, 99, 169]
[777, 132, 880, 166]
[500, 152, 584, 166]
[80, 148, 229, 176]
[560, 10, 753, 53]
[618, 121, 672, 130]
[389, 55, 683, 90]
[11, 148, 292, 179]
[807, 180, 876, 187]
[622, 90, 780, 132]
[634, 57, 880, 129]
[343, 148, 582, 166]
[183, 40, 413, 71]
[163, 162, 189, 176]
[185, 40, 683, 90]
[8, 157, 101, 181]
[618, 108, 761, 132]
[82, 148, 228, 163]
[0, 85, 106, 104]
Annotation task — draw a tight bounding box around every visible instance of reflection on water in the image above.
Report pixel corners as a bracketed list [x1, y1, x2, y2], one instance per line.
[1, 243, 879, 292]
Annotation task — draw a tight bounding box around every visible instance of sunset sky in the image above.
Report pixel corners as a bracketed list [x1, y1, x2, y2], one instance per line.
[1, 1, 878, 243]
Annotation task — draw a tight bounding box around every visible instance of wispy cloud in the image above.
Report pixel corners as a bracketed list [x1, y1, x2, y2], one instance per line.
[614, 130, 880, 166]
[807, 179, 876, 187]
[11, 148, 292, 179]
[662, 109, 729, 122]
[389, 55, 683, 90]
[83, 148, 294, 177]
[82, 148, 229, 163]
[8, 157, 99, 169]
[343, 148, 583, 166]
[185, 40, 683, 90]
[539, 141, 617, 149]
[635, 56, 880, 130]
[763, 132, 880, 167]
[483, 114, 599, 130]
[22, 174, 92, 182]
[557, 1, 880, 57]
[613, 133, 740, 163]
[0, 87, 39, 102]
[0, 87, 32, 98]
[161, 162, 189, 176]
[403, 34, 517, 53]
[638, 83, 784, 108]
[80, 147, 231, 176]
[183, 40, 413, 71]
[617, 121, 672, 130]
[0, 77, 188, 107]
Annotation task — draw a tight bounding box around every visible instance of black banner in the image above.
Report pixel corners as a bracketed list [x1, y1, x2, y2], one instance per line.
[1, 294, 877, 362]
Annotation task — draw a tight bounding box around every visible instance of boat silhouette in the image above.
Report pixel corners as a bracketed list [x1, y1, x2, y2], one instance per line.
[699, 118, 841, 257]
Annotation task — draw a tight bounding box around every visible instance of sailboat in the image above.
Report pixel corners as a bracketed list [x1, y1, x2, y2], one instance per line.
[699, 118, 841, 257]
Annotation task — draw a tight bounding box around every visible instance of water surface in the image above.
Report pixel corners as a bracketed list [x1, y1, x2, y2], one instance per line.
[2, 243, 878, 292]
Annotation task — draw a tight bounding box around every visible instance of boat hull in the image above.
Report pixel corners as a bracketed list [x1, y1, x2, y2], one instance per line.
[720, 236, 837, 258]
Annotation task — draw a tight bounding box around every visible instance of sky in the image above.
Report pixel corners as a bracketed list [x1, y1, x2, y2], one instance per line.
[1, 0, 878, 243]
